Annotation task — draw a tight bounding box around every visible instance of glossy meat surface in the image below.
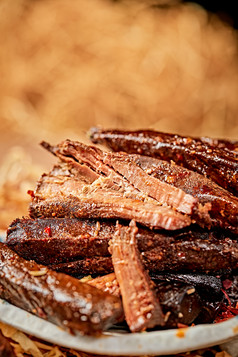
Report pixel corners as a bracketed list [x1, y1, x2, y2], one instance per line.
[8, 218, 238, 274]
[0, 243, 123, 335]
[90, 128, 238, 196]
[133, 154, 238, 233]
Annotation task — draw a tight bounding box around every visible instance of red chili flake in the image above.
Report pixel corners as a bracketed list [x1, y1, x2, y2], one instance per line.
[214, 310, 234, 323]
[222, 279, 233, 290]
[44, 227, 52, 237]
[27, 190, 35, 198]
[176, 154, 183, 161]
[214, 300, 238, 324]
[221, 289, 232, 306]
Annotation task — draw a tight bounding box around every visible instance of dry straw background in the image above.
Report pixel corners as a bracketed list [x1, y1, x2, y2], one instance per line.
[0, 0, 238, 227]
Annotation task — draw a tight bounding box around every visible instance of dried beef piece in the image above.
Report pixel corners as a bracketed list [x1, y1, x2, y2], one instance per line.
[44, 140, 198, 216]
[9, 218, 238, 268]
[109, 221, 165, 332]
[132, 154, 238, 234]
[0, 242, 123, 336]
[29, 164, 191, 231]
[89, 128, 238, 196]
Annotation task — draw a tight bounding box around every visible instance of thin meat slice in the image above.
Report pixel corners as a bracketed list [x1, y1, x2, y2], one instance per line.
[103, 152, 197, 215]
[132, 155, 238, 234]
[109, 220, 165, 332]
[89, 128, 238, 196]
[0, 242, 123, 336]
[7, 218, 238, 274]
[29, 164, 191, 230]
[42, 140, 199, 217]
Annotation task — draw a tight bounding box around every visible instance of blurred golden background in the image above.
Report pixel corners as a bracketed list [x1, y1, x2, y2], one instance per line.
[0, 0, 238, 229]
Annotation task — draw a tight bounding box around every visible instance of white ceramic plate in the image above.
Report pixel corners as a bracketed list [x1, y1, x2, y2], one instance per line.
[0, 299, 238, 356]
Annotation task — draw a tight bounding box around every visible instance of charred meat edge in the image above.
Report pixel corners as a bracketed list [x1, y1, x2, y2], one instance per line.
[0, 242, 123, 336]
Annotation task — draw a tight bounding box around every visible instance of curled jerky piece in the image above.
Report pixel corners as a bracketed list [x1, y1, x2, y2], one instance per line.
[0, 242, 123, 336]
[109, 221, 164, 332]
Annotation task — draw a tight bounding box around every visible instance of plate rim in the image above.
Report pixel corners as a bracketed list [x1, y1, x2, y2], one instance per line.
[1, 299, 238, 356]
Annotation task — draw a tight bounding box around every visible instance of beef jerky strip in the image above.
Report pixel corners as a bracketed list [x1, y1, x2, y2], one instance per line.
[0, 330, 16, 357]
[89, 128, 238, 196]
[29, 164, 191, 230]
[41, 141, 156, 203]
[42, 140, 200, 217]
[132, 155, 238, 234]
[49, 229, 238, 276]
[7, 218, 238, 274]
[109, 220, 165, 332]
[87, 273, 222, 301]
[87, 273, 202, 326]
[0, 242, 123, 336]
[43, 140, 213, 228]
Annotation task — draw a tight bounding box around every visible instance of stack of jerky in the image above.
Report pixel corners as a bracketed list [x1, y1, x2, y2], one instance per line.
[3, 129, 238, 334]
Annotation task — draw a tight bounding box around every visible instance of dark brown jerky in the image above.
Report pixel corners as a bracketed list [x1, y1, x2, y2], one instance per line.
[29, 164, 191, 230]
[0, 242, 123, 336]
[132, 154, 238, 234]
[87, 273, 203, 326]
[89, 128, 238, 196]
[7, 218, 238, 274]
[49, 231, 238, 276]
[6, 218, 111, 264]
[50, 256, 113, 276]
[42, 140, 199, 216]
[0, 331, 16, 357]
[109, 221, 164, 332]
[151, 273, 223, 299]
